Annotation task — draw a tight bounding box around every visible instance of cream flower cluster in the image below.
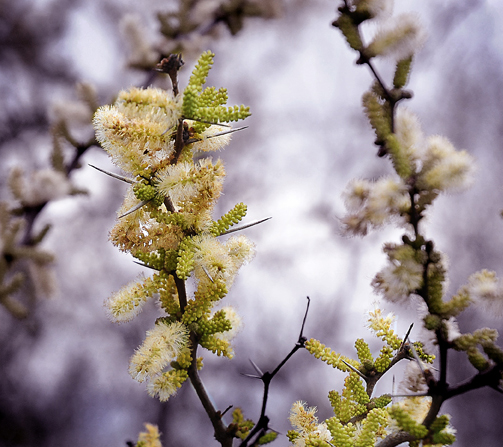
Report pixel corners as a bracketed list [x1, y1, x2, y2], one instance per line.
[93, 52, 255, 402]
[466, 269, 503, 316]
[342, 107, 475, 236]
[9, 167, 73, 207]
[288, 401, 332, 447]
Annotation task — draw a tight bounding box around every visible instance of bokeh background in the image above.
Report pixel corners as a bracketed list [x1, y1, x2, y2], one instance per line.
[1, 0, 503, 446]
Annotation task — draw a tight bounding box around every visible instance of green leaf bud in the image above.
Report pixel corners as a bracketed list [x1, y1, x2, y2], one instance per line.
[186, 50, 214, 93]
[441, 288, 472, 318]
[355, 408, 388, 447]
[430, 414, 450, 432]
[196, 309, 232, 336]
[385, 134, 412, 179]
[432, 430, 456, 445]
[199, 334, 233, 358]
[423, 314, 442, 331]
[182, 84, 200, 117]
[372, 394, 392, 409]
[287, 431, 301, 443]
[466, 347, 489, 371]
[328, 390, 342, 415]
[334, 13, 363, 51]
[306, 338, 359, 372]
[393, 56, 413, 89]
[413, 341, 435, 363]
[346, 372, 370, 406]
[195, 104, 251, 123]
[258, 431, 277, 444]
[481, 340, 503, 365]
[362, 91, 391, 143]
[325, 417, 352, 447]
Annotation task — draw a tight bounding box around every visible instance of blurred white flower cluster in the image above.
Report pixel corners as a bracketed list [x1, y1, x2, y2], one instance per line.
[342, 107, 475, 237]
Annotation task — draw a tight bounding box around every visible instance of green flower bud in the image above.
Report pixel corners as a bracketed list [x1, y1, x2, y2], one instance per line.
[393, 56, 413, 89]
[372, 394, 392, 409]
[176, 237, 196, 280]
[355, 338, 374, 365]
[133, 181, 157, 202]
[466, 347, 489, 371]
[389, 406, 428, 438]
[334, 13, 363, 51]
[362, 91, 391, 143]
[210, 202, 248, 236]
[423, 314, 442, 331]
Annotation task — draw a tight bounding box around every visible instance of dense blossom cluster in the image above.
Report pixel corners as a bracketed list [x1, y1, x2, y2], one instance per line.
[94, 51, 254, 401]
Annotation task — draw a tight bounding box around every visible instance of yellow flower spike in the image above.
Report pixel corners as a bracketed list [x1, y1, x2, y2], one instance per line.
[305, 338, 360, 372]
[128, 320, 189, 383]
[146, 368, 189, 402]
[288, 401, 332, 447]
[366, 13, 426, 61]
[136, 423, 163, 447]
[104, 275, 151, 322]
[366, 309, 402, 350]
[389, 398, 429, 439]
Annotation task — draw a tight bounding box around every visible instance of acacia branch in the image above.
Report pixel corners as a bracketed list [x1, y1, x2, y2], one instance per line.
[239, 298, 310, 447]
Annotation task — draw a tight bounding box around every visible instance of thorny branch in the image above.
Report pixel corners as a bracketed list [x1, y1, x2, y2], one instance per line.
[239, 297, 310, 447]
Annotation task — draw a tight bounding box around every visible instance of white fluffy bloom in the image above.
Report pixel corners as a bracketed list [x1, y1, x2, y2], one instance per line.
[367, 13, 427, 60]
[120, 14, 159, 68]
[372, 260, 423, 302]
[341, 176, 410, 236]
[394, 107, 424, 164]
[342, 178, 372, 211]
[129, 321, 189, 382]
[418, 135, 476, 192]
[398, 361, 428, 394]
[93, 87, 181, 174]
[289, 401, 332, 447]
[467, 269, 503, 315]
[366, 177, 410, 222]
[372, 244, 423, 302]
[190, 123, 232, 153]
[146, 372, 182, 402]
[9, 167, 72, 206]
[105, 276, 150, 322]
[445, 317, 462, 342]
[193, 234, 255, 288]
[155, 161, 198, 203]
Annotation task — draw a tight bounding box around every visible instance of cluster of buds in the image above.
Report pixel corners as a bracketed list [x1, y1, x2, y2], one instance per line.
[290, 309, 436, 447]
[93, 51, 255, 401]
